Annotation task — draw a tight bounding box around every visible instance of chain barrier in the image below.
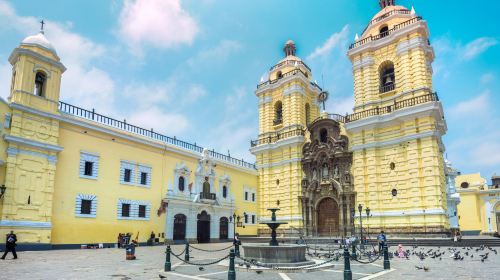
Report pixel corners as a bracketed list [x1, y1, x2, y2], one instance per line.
[350, 253, 381, 264]
[170, 247, 186, 257]
[190, 244, 234, 252]
[235, 254, 341, 271]
[171, 251, 230, 266]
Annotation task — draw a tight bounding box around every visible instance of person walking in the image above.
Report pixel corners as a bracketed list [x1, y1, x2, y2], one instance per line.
[117, 233, 123, 248]
[1, 231, 18, 260]
[233, 233, 242, 257]
[377, 230, 386, 254]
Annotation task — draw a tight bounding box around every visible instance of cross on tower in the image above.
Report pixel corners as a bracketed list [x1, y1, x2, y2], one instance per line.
[40, 20, 45, 33]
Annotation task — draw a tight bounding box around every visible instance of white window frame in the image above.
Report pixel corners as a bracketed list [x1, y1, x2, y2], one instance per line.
[243, 186, 257, 203]
[117, 199, 151, 221]
[75, 194, 97, 218]
[219, 174, 231, 201]
[79, 151, 99, 180]
[243, 212, 257, 225]
[137, 164, 152, 188]
[120, 161, 136, 185]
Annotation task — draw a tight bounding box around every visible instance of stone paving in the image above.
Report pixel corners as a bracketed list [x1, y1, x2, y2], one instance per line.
[0, 243, 499, 280]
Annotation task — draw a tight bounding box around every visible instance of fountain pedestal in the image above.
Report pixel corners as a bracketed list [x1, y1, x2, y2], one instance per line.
[242, 208, 314, 267]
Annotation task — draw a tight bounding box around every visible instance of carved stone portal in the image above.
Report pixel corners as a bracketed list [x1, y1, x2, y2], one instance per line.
[301, 118, 354, 237]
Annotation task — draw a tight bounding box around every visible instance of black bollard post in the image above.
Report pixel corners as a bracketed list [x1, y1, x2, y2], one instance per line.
[228, 249, 236, 280]
[185, 242, 190, 262]
[343, 247, 352, 280]
[383, 244, 390, 269]
[164, 245, 171, 272]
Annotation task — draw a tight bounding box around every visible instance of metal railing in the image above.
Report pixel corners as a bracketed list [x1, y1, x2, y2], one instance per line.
[380, 83, 396, 93]
[250, 127, 305, 147]
[199, 192, 216, 200]
[350, 17, 422, 50]
[257, 68, 322, 91]
[58, 101, 256, 169]
[269, 59, 312, 72]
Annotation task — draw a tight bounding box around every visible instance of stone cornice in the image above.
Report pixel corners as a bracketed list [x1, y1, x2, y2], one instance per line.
[255, 72, 321, 96]
[249, 135, 305, 154]
[9, 47, 66, 72]
[4, 134, 63, 153]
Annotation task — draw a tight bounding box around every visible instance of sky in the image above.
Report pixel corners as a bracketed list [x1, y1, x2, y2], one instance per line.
[0, 0, 499, 181]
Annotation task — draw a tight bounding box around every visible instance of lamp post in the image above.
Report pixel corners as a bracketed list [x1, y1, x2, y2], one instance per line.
[350, 207, 356, 257]
[232, 213, 237, 239]
[365, 207, 371, 240]
[0, 185, 6, 199]
[358, 204, 364, 249]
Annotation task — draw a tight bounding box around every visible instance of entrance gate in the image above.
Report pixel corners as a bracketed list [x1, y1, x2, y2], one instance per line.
[317, 197, 339, 236]
[173, 214, 186, 241]
[197, 211, 211, 243]
[219, 217, 229, 240]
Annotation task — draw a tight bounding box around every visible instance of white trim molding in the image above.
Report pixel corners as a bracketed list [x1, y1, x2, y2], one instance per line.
[4, 134, 63, 152]
[79, 151, 99, 180]
[75, 194, 97, 218]
[0, 220, 52, 228]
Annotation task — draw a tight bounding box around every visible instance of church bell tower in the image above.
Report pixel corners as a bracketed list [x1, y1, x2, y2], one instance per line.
[250, 40, 321, 234]
[345, 1, 448, 234]
[0, 25, 65, 248]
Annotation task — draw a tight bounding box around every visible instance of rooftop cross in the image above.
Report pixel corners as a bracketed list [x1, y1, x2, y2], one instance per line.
[40, 19, 45, 34]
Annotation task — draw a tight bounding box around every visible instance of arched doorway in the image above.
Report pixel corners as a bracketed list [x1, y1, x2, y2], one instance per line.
[317, 197, 339, 236]
[197, 211, 211, 243]
[219, 217, 229, 240]
[173, 214, 187, 241]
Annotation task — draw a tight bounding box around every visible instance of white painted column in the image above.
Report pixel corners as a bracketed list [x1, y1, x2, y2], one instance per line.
[485, 200, 492, 232]
[211, 214, 219, 241]
[165, 210, 174, 240]
[186, 210, 197, 240]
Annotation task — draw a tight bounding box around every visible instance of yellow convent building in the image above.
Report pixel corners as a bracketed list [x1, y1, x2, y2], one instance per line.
[1, 0, 461, 250]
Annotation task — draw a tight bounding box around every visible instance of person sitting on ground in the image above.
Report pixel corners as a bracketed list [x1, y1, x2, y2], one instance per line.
[397, 244, 405, 258]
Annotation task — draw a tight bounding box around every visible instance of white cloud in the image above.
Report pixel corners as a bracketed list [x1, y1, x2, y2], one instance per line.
[0, 63, 11, 99]
[307, 25, 349, 60]
[0, 0, 114, 111]
[187, 40, 242, 68]
[448, 91, 490, 119]
[128, 106, 189, 136]
[326, 95, 354, 115]
[463, 37, 498, 60]
[118, 0, 198, 54]
[480, 73, 494, 84]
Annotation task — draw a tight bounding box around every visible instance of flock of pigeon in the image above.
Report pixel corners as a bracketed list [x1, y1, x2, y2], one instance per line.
[391, 244, 498, 272]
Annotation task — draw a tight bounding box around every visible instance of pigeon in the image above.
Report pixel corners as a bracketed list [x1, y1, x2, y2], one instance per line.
[423, 266, 429, 272]
[198, 267, 204, 271]
[159, 274, 167, 279]
[415, 266, 423, 270]
[255, 270, 263, 274]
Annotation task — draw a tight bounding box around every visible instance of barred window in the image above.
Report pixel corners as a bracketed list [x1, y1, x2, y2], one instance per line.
[138, 205, 146, 218]
[124, 169, 132, 182]
[121, 204, 130, 217]
[84, 161, 93, 176]
[80, 199, 92, 215]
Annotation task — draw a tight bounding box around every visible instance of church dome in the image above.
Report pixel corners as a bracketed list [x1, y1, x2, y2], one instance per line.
[21, 32, 57, 54]
[371, 5, 409, 22]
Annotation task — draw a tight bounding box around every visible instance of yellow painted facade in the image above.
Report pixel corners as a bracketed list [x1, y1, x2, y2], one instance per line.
[456, 173, 500, 235]
[250, 41, 321, 233]
[0, 32, 259, 248]
[345, 4, 449, 234]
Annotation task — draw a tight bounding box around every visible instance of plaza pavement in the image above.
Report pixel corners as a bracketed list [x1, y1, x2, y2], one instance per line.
[0, 242, 499, 280]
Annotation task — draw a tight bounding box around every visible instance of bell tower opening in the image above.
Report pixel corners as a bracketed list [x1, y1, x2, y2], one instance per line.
[379, 62, 395, 93]
[34, 71, 47, 97]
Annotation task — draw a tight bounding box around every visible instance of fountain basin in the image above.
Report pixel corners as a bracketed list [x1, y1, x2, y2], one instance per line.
[242, 243, 315, 267]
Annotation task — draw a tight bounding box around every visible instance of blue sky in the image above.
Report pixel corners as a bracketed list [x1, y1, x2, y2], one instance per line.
[0, 0, 499, 180]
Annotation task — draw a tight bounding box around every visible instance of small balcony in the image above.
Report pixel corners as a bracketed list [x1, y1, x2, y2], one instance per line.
[200, 192, 216, 201]
[380, 83, 396, 93]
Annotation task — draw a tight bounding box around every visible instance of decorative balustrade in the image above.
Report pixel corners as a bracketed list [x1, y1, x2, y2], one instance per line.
[269, 59, 312, 72]
[380, 83, 396, 93]
[250, 127, 305, 147]
[199, 192, 216, 200]
[257, 68, 322, 91]
[58, 101, 256, 169]
[349, 17, 422, 50]
[251, 92, 439, 147]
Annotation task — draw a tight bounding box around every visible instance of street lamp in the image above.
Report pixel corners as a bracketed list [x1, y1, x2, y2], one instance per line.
[350, 207, 356, 237]
[232, 213, 237, 238]
[358, 204, 364, 248]
[0, 185, 6, 199]
[365, 207, 371, 239]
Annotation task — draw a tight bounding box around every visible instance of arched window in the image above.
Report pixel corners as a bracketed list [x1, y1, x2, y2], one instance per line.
[379, 62, 395, 93]
[276, 71, 283, 79]
[178, 176, 185, 192]
[305, 103, 311, 126]
[320, 128, 328, 143]
[379, 25, 389, 38]
[274, 101, 283, 125]
[222, 185, 227, 198]
[460, 182, 469, 189]
[34, 71, 46, 97]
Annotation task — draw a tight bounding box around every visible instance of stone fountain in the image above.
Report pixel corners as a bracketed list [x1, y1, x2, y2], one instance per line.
[242, 208, 314, 267]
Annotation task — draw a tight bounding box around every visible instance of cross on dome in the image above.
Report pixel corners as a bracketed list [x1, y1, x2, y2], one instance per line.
[40, 19, 45, 34]
[379, 0, 396, 9]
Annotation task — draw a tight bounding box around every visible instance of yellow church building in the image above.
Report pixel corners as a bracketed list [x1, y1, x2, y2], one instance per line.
[0, 0, 478, 250]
